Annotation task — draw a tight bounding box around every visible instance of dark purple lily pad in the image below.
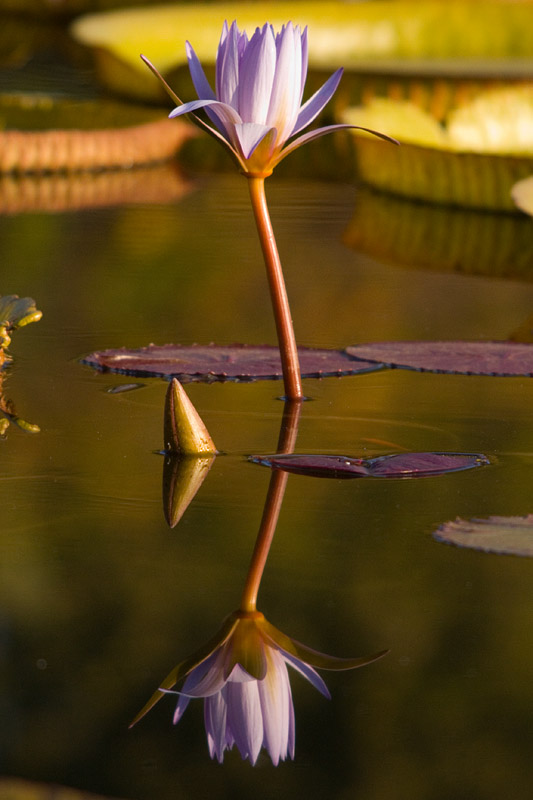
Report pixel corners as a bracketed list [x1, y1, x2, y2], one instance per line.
[345, 341, 533, 377]
[433, 515, 533, 557]
[81, 344, 383, 382]
[249, 451, 490, 479]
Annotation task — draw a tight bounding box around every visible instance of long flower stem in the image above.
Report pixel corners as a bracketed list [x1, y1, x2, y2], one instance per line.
[239, 400, 302, 612]
[247, 176, 303, 400]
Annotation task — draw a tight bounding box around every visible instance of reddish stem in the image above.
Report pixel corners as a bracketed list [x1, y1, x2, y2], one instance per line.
[247, 175, 303, 400]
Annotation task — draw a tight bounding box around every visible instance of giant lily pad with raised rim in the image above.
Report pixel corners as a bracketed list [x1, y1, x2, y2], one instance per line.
[70, 1, 533, 102]
[0, 95, 194, 174]
[249, 451, 490, 479]
[345, 341, 533, 377]
[344, 88, 533, 211]
[81, 344, 383, 382]
[433, 515, 533, 557]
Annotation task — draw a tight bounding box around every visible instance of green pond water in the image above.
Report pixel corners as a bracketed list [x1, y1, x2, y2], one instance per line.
[2, 25, 533, 800]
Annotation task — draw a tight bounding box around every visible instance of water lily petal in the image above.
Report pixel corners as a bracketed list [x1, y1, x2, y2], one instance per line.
[185, 41, 215, 101]
[299, 26, 308, 105]
[169, 98, 242, 127]
[234, 122, 275, 159]
[268, 23, 301, 143]
[215, 20, 229, 97]
[218, 20, 240, 108]
[238, 24, 276, 124]
[292, 68, 343, 136]
[226, 680, 263, 764]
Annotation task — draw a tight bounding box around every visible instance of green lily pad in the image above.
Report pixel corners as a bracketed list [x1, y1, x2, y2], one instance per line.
[70, 1, 533, 102]
[433, 515, 533, 557]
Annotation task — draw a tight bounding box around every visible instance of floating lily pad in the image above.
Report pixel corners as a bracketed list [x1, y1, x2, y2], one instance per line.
[0, 95, 194, 174]
[344, 88, 533, 210]
[433, 515, 533, 557]
[81, 344, 383, 382]
[345, 341, 533, 377]
[249, 452, 489, 479]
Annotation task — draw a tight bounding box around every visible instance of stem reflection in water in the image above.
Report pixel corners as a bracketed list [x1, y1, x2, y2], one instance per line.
[134, 400, 387, 765]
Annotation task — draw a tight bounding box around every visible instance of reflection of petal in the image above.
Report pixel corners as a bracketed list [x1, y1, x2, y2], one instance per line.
[205, 691, 228, 762]
[258, 649, 292, 765]
[162, 454, 214, 528]
[226, 680, 263, 765]
[282, 650, 331, 699]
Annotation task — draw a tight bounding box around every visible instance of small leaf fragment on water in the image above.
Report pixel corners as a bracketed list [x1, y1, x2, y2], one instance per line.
[433, 515, 533, 557]
[346, 341, 533, 376]
[249, 452, 489, 479]
[164, 378, 216, 455]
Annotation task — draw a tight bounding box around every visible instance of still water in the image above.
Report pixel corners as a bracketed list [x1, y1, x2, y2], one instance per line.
[2, 156, 533, 800]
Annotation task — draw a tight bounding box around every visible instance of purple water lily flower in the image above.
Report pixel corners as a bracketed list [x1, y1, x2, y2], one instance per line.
[131, 611, 387, 765]
[161, 20, 392, 176]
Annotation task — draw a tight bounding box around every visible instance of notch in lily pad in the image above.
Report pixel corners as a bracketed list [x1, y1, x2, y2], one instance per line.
[249, 451, 490, 479]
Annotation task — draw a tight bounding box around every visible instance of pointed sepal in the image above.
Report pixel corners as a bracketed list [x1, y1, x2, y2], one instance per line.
[259, 618, 389, 671]
[129, 614, 239, 728]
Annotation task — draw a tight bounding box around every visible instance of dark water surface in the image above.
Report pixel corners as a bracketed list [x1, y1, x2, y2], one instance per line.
[2, 158, 533, 800]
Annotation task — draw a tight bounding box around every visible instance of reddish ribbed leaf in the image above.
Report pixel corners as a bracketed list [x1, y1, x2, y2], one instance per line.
[346, 341, 533, 376]
[434, 515, 533, 556]
[249, 451, 490, 478]
[82, 343, 382, 382]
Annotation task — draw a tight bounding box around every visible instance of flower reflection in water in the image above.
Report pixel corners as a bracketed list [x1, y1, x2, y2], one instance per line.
[134, 400, 388, 764]
[131, 609, 387, 766]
